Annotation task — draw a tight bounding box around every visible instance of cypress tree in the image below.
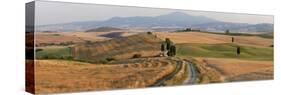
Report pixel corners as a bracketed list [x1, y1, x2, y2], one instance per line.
[170, 45, 176, 56]
[161, 43, 165, 51]
[165, 38, 171, 50]
[237, 46, 241, 55]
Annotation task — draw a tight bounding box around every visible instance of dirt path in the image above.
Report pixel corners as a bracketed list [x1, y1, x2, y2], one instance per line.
[183, 61, 197, 84]
[149, 61, 183, 87]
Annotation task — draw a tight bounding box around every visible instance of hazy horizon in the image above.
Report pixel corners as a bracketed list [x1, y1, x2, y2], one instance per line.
[35, 1, 274, 26]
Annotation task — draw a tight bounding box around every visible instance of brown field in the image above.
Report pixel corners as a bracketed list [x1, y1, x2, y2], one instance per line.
[34, 58, 180, 93]
[35, 31, 139, 46]
[154, 32, 273, 47]
[194, 57, 273, 81]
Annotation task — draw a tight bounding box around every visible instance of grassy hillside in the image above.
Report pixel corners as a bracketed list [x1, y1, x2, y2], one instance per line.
[72, 33, 163, 63]
[36, 46, 72, 59]
[176, 43, 273, 61]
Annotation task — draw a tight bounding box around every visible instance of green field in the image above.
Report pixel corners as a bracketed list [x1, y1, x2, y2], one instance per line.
[176, 43, 273, 61]
[183, 31, 274, 39]
[36, 46, 73, 59]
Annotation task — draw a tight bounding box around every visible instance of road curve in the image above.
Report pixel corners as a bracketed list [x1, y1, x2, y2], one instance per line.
[149, 61, 183, 87]
[183, 61, 197, 84]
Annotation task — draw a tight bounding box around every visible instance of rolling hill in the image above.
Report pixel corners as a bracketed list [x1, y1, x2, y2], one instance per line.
[72, 33, 163, 63]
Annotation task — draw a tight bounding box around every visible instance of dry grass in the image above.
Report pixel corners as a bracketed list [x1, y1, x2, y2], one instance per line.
[194, 57, 273, 81]
[35, 32, 139, 46]
[164, 62, 187, 85]
[155, 32, 273, 47]
[190, 58, 223, 84]
[34, 58, 178, 94]
[35, 32, 85, 45]
[73, 33, 162, 63]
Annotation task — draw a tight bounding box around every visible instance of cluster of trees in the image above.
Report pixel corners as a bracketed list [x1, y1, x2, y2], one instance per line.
[161, 38, 176, 56]
[176, 28, 201, 32]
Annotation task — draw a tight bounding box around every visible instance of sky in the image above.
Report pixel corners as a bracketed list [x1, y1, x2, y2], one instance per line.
[35, 1, 274, 25]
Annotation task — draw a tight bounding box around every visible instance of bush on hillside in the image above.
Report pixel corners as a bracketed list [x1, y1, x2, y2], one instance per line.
[132, 54, 142, 58]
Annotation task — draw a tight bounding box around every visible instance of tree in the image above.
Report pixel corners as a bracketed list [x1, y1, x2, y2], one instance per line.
[237, 46, 241, 55]
[161, 43, 165, 51]
[170, 45, 176, 56]
[165, 38, 171, 50]
[185, 28, 192, 31]
[167, 50, 172, 56]
[167, 45, 176, 57]
[147, 31, 152, 35]
[225, 29, 230, 35]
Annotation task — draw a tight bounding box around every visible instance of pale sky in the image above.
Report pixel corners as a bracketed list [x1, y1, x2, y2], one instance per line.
[35, 1, 274, 25]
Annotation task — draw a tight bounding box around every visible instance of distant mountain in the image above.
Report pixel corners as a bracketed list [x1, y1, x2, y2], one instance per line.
[85, 27, 124, 32]
[193, 22, 273, 32]
[37, 12, 273, 32]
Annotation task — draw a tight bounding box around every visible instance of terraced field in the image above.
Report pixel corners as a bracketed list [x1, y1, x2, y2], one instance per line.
[34, 57, 184, 93]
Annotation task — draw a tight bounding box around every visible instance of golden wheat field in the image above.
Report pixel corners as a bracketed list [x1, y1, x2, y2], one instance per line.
[34, 58, 179, 93]
[194, 57, 273, 81]
[155, 32, 273, 47]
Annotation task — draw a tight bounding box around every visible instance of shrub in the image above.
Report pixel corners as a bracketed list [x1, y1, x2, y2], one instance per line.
[132, 54, 142, 58]
[36, 48, 43, 52]
[85, 40, 92, 44]
[100, 60, 108, 64]
[106, 57, 115, 61]
[64, 56, 73, 60]
[52, 34, 61, 36]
